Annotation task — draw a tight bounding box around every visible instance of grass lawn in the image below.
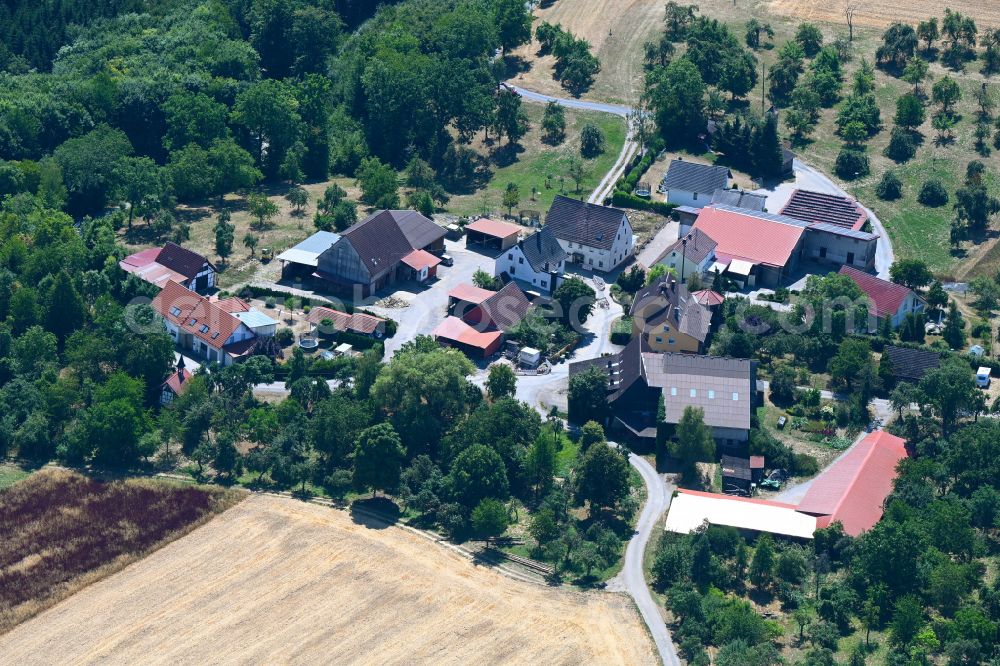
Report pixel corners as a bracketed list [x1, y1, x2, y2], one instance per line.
[445, 104, 627, 217]
[0, 463, 30, 491]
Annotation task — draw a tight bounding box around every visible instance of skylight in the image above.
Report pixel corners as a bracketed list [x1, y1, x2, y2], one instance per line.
[170, 306, 181, 316]
[199, 324, 210, 333]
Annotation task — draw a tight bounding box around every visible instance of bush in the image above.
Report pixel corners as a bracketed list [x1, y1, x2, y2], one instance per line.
[875, 171, 903, 200]
[835, 149, 870, 180]
[918, 179, 949, 206]
[884, 127, 917, 162]
[610, 317, 632, 345]
[275, 328, 294, 346]
[793, 453, 820, 476]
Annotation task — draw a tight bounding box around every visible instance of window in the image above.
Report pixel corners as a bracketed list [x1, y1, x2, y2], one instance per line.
[670, 387, 677, 396]
[689, 388, 697, 397]
[508, 253, 513, 260]
[518, 257, 524, 264]
[668, 338, 675, 344]
[693, 192, 698, 200]
[663, 325, 670, 332]
[708, 390, 715, 399]
[598, 261, 603, 268]
[199, 324, 209, 334]
[170, 306, 181, 317]
[510, 266, 515, 274]
[211, 332, 220, 340]
[188, 318, 197, 326]
[655, 336, 663, 343]
[732, 392, 739, 401]
[532, 278, 536, 284]
[541, 280, 547, 288]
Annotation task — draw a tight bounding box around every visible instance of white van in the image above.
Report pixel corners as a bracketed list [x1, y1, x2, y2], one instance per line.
[976, 367, 991, 388]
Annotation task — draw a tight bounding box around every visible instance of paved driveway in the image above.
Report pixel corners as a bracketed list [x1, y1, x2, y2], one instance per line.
[635, 220, 679, 269]
[362, 238, 498, 360]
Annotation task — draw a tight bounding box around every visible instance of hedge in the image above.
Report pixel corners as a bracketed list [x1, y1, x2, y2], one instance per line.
[610, 190, 676, 215]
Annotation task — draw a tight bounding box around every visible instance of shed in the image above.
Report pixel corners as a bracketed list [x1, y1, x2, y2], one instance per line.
[277, 231, 341, 278]
[465, 218, 521, 250]
[519, 347, 542, 367]
[721, 455, 752, 496]
[665, 490, 817, 540]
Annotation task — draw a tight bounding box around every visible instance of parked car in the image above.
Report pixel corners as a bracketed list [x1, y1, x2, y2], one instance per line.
[260, 247, 273, 262]
[976, 366, 991, 388]
[440, 253, 454, 266]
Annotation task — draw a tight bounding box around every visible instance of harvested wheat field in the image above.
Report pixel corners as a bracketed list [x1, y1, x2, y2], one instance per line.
[765, 0, 1000, 28]
[0, 494, 655, 665]
[0, 469, 240, 634]
[511, 0, 664, 104]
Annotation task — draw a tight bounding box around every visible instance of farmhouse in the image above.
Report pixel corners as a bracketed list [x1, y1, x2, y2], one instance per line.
[652, 228, 717, 282]
[494, 226, 567, 293]
[310, 210, 446, 297]
[569, 342, 757, 446]
[692, 204, 880, 287]
[630, 277, 712, 353]
[120, 242, 217, 292]
[692, 205, 806, 288]
[545, 195, 634, 272]
[839, 265, 926, 330]
[464, 218, 521, 251]
[665, 431, 909, 539]
[662, 159, 730, 209]
[152, 281, 261, 366]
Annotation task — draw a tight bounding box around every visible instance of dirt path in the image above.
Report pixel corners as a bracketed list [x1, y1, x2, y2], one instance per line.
[0, 495, 655, 665]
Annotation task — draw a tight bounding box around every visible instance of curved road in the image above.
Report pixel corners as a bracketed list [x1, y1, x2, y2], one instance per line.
[607, 451, 680, 666]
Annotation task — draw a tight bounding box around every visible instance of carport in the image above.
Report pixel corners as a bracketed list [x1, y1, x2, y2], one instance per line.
[465, 218, 521, 251]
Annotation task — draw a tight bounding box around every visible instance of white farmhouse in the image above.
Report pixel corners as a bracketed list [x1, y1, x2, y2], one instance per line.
[494, 225, 567, 293]
[544, 195, 634, 272]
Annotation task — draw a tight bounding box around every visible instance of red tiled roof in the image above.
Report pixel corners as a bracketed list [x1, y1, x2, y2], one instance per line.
[161, 368, 192, 396]
[692, 206, 805, 269]
[797, 431, 908, 536]
[401, 249, 442, 271]
[307, 306, 386, 335]
[152, 281, 245, 351]
[448, 283, 495, 305]
[749, 455, 765, 469]
[839, 265, 919, 320]
[433, 316, 503, 351]
[691, 289, 725, 307]
[213, 297, 252, 313]
[466, 217, 521, 239]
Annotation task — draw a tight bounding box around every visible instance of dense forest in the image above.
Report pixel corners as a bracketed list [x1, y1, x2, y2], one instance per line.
[0, 0, 533, 220]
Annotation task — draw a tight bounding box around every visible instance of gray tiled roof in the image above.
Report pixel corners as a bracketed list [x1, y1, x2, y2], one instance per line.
[518, 226, 566, 273]
[340, 210, 445, 271]
[663, 160, 730, 194]
[545, 195, 628, 251]
[658, 353, 756, 430]
[656, 227, 718, 266]
[710, 189, 767, 212]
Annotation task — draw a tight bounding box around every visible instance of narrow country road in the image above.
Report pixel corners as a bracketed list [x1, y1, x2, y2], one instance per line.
[607, 451, 681, 666]
[508, 85, 639, 205]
